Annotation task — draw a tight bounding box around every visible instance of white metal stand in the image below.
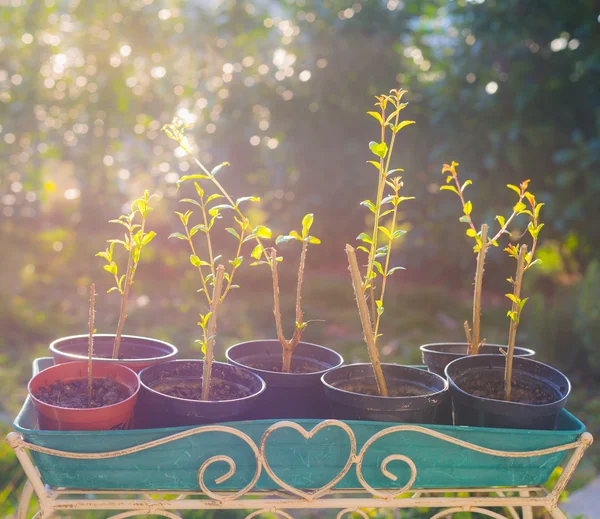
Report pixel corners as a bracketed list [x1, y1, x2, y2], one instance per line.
[6, 420, 593, 519]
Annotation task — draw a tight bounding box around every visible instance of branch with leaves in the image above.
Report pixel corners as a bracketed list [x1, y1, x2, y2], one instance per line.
[503, 190, 544, 400]
[271, 214, 321, 372]
[96, 190, 157, 359]
[440, 161, 533, 354]
[350, 89, 416, 395]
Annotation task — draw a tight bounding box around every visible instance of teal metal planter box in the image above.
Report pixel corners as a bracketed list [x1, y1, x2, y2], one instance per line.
[13, 358, 586, 493]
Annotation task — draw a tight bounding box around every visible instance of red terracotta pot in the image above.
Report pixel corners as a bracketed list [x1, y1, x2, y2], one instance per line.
[49, 334, 177, 373]
[28, 361, 140, 431]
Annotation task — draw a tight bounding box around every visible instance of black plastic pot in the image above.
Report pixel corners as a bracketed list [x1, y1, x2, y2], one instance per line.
[445, 354, 571, 430]
[137, 360, 265, 428]
[226, 340, 344, 419]
[321, 363, 449, 424]
[420, 342, 535, 377]
[50, 334, 178, 373]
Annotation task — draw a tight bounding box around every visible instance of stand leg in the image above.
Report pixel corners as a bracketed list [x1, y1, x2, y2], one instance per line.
[519, 490, 533, 519]
[17, 480, 35, 519]
[546, 506, 568, 519]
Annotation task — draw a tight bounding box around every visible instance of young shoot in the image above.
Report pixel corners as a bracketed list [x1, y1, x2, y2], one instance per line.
[87, 283, 95, 407]
[271, 214, 321, 372]
[440, 161, 532, 354]
[350, 88, 416, 396]
[96, 190, 157, 359]
[503, 189, 544, 400]
[162, 117, 273, 398]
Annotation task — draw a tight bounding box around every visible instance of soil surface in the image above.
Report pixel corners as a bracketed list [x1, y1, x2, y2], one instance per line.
[151, 377, 252, 401]
[34, 378, 131, 408]
[246, 359, 324, 374]
[335, 381, 432, 397]
[457, 374, 558, 404]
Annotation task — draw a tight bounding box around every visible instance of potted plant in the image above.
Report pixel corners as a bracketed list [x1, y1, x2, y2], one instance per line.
[136, 119, 266, 428]
[226, 215, 344, 419]
[30, 285, 140, 430]
[321, 89, 448, 423]
[50, 190, 178, 372]
[421, 162, 535, 376]
[445, 190, 571, 429]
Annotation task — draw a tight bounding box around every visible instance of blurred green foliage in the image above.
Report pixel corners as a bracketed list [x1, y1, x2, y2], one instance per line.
[1, 0, 599, 517]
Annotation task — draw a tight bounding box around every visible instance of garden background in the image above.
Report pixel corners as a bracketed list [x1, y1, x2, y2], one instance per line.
[1, 0, 599, 517]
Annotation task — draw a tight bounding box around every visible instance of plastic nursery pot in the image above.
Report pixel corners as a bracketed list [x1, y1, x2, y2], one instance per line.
[50, 334, 178, 373]
[137, 359, 266, 428]
[445, 354, 571, 430]
[420, 342, 535, 377]
[28, 361, 140, 431]
[226, 340, 344, 419]
[321, 363, 449, 424]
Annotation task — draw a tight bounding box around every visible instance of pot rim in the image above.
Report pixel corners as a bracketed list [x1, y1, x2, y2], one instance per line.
[226, 339, 344, 377]
[321, 362, 449, 401]
[420, 342, 535, 357]
[139, 359, 266, 404]
[28, 361, 140, 413]
[445, 354, 571, 409]
[49, 334, 178, 364]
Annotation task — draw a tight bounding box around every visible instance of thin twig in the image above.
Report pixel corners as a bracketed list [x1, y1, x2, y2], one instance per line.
[346, 244, 388, 396]
[202, 265, 225, 401]
[469, 223, 488, 355]
[505, 244, 527, 402]
[271, 248, 289, 350]
[464, 321, 472, 347]
[87, 284, 95, 407]
[112, 247, 133, 359]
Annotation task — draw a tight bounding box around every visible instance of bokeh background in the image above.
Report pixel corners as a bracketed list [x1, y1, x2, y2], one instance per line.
[1, 0, 599, 517]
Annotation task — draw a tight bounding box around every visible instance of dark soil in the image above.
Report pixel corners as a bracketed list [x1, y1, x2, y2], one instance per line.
[246, 359, 324, 374]
[457, 373, 558, 404]
[151, 377, 252, 401]
[336, 381, 432, 397]
[34, 378, 131, 408]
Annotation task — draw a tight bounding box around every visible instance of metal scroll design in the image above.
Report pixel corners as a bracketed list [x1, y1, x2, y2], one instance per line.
[11, 419, 586, 503]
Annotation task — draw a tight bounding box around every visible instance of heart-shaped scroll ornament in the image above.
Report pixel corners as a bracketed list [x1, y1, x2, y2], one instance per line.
[259, 420, 357, 500]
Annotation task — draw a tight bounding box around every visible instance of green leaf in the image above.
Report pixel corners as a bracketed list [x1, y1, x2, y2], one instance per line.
[496, 215, 506, 228]
[236, 196, 260, 205]
[250, 260, 269, 266]
[392, 120, 415, 133]
[459, 215, 470, 223]
[229, 256, 243, 269]
[180, 198, 202, 208]
[387, 266, 406, 276]
[206, 194, 223, 204]
[307, 236, 321, 244]
[169, 232, 188, 240]
[519, 297, 529, 311]
[107, 287, 120, 293]
[210, 162, 230, 177]
[514, 201, 527, 214]
[194, 182, 204, 198]
[466, 228, 477, 238]
[251, 244, 263, 260]
[378, 226, 392, 240]
[391, 229, 407, 239]
[178, 174, 210, 184]
[141, 231, 156, 246]
[367, 111, 384, 125]
[226, 227, 240, 240]
[103, 262, 117, 275]
[535, 202, 544, 218]
[209, 204, 233, 217]
[356, 233, 373, 245]
[505, 293, 519, 304]
[190, 255, 210, 267]
[366, 160, 381, 171]
[301, 213, 314, 238]
[360, 200, 376, 213]
[369, 141, 388, 159]
[373, 261, 384, 276]
[463, 201, 472, 215]
[253, 225, 272, 239]
[376, 299, 384, 316]
[461, 180, 472, 192]
[190, 224, 207, 236]
[440, 185, 460, 195]
[356, 246, 370, 253]
[507, 184, 521, 195]
[276, 235, 297, 245]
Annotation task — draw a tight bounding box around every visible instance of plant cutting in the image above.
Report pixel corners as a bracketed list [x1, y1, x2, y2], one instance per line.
[136, 118, 266, 427]
[446, 188, 571, 429]
[421, 164, 536, 376]
[227, 215, 343, 419]
[29, 285, 140, 431]
[322, 89, 448, 423]
[50, 190, 178, 371]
